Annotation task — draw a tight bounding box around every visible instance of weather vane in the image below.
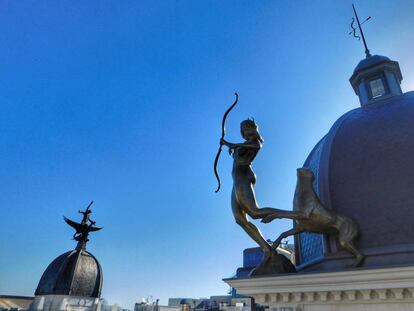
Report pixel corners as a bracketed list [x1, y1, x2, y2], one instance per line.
[349, 3, 372, 58]
[64, 201, 102, 249]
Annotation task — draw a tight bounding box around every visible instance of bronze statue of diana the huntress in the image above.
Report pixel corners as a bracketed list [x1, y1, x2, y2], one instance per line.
[218, 104, 364, 274]
[220, 119, 297, 275]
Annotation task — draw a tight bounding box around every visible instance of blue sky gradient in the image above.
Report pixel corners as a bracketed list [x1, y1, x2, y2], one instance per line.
[1, 0, 414, 308]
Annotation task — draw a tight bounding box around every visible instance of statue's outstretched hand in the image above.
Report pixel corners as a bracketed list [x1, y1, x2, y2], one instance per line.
[261, 214, 279, 223]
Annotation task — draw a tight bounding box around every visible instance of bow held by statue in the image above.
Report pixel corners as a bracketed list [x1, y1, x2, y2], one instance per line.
[213, 92, 239, 193]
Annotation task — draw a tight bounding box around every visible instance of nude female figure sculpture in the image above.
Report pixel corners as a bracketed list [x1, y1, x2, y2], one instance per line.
[220, 119, 297, 273]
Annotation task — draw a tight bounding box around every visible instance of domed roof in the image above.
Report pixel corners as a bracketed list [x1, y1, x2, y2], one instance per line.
[35, 248, 103, 298]
[353, 54, 392, 73]
[299, 91, 414, 269]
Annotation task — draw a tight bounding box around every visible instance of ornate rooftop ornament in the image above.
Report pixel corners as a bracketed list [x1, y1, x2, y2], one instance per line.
[33, 201, 104, 302]
[64, 201, 102, 250]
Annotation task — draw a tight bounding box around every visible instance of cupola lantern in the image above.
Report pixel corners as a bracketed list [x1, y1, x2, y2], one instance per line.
[350, 55, 403, 106]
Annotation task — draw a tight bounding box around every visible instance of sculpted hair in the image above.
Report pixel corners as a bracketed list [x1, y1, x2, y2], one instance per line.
[241, 118, 264, 143]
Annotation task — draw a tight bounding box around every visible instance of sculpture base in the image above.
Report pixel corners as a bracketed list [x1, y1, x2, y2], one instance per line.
[298, 243, 414, 272]
[250, 253, 296, 276]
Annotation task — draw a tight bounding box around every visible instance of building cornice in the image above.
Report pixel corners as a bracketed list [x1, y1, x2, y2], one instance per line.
[224, 266, 414, 305]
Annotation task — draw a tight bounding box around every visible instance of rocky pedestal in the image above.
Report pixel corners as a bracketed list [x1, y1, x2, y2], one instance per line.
[224, 265, 414, 311]
[250, 253, 296, 276]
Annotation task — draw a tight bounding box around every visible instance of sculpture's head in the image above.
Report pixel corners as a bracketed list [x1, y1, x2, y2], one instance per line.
[240, 119, 263, 142]
[297, 168, 315, 181]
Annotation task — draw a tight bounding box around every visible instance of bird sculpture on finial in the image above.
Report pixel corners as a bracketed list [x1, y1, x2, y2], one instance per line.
[64, 201, 102, 250]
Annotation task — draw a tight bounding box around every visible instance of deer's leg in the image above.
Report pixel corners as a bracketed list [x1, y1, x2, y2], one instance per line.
[337, 235, 365, 267]
[272, 227, 305, 250]
[261, 210, 306, 223]
[336, 219, 364, 267]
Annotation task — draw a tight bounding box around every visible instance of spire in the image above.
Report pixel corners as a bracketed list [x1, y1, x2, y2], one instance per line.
[350, 4, 372, 58]
[63, 201, 102, 250]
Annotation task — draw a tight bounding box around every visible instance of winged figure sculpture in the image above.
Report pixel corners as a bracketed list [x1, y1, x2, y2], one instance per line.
[64, 201, 102, 244]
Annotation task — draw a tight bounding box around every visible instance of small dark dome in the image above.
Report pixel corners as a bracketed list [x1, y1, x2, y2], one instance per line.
[35, 248, 103, 298]
[353, 54, 391, 73]
[297, 91, 414, 269]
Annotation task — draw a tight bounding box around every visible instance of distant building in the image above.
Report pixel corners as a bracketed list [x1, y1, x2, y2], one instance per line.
[0, 295, 33, 311]
[168, 298, 199, 309]
[28, 205, 103, 311]
[135, 300, 177, 311]
[5, 206, 129, 311]
[99, 299, 130, 311]
[102, 303, 130, 311]
[168, 296, 255, 311]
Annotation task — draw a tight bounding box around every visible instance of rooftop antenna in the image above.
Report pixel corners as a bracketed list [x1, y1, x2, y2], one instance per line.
[350, 3, 372, 58]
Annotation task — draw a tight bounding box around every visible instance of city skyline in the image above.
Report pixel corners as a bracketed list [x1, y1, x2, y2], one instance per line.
[1, 0, 414, 309]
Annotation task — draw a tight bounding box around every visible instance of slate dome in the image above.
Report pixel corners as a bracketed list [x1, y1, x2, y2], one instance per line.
[35, 248, 103, 298]
[295, 51, 414, 271]
[353, 54, 391, 73]
[297, 91, 414, 270]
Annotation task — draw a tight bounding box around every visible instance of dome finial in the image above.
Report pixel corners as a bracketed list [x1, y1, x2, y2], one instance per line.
[63, 201, 102, 250]
[350, 4, 372, 58]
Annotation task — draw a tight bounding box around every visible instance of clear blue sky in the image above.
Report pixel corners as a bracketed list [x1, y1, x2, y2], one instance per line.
[1, 0, 414, 309]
